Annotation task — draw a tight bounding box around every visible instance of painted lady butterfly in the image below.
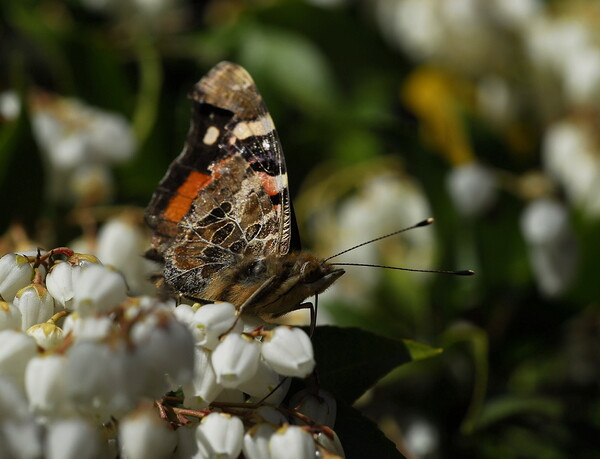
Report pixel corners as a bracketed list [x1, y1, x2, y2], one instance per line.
[145, 62, 344, 320]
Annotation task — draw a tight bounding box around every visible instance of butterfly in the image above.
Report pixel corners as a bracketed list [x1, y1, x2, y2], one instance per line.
[145, 62, 344, 320]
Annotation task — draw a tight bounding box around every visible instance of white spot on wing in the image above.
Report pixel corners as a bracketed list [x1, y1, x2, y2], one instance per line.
[203, 126, 220, 145]
[232, 114, 275, 140]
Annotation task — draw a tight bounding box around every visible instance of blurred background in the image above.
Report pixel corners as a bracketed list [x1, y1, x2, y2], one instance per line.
[2, 0, 600, 457]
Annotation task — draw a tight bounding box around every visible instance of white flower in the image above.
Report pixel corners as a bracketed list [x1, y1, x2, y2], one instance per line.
[64, 341, 115, 417]
[0, 375, 30, 422]
[69, 163, 115, 205]
[247, 370, 291, 407]
[211, 333, 261, 389]
[0, 330, 38, 386]
[563, 46, 600, 105]
[1, 418, 43, 459]
[190, 302, 241, 349]
[119, 404, 177, 459]
[0, 301, 22, 331]
[183, 347, 222, 408]
[242, 423, 276, 459]
[174, 424, 210, 459]
[30, 94, 136, 169]
[0, 91, 21, 120]
[543, 120, 600, 217]
[238, 358, 284, 401]
[261, 327, 315, 378]
[26, 323, 65, 350]
[131, 314, 195, 393]
[446, 162, 498, 217]
[0, 253, 33, 301]
[96, 217, 154, 294]
[196, 413, 244, 459]
[14, 284, 55, 330]
[46, 262, 77, 308]
[25, 355, 69, 414]
[289, 389, 337, 428]
[520, 199, 577, 297]
[315, 429, 345, 458]
[404, 418, 439, 458]
[62, 315, 114, 341]
[521, 199, 569, 246]
[269, 425, 316, 459]
[46, 418, 101, 459]
[72, 264, 127, 316]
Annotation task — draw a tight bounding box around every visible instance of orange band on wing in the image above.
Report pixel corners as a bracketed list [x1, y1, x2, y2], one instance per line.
[256, 172, 280, 197]
[164, 171, 212, 222]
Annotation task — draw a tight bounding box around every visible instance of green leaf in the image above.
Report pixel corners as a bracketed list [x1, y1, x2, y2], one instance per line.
[476, 395, 563, 430]
[311, 326, 442, 404]
[335, 401, 406, 459]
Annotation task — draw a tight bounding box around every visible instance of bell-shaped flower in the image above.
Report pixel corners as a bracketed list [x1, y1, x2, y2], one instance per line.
[289, 389, 337, 428]
[14, 284, 54, 330]
[0, 301, 21, 331]
[196, 413, 243, 459]
[0, 254, 33, 302]
[118, 403, 177, 459]
[25, 354, 69, 414]
[183, 347, 222, 409]
[269, 425, 316, 459]
[26, 322, 64, 351]
[190, 302, 242, 349]
[261, 326, 315, 378]
[243, 423, 276, 459]
[0, 330, 37, 385]
[211, 333, 260, 389]
[72, 264, 127, 316]
[132, 314, 195, 395]
[46, 262, 77, 308]
[46, 417, 101, 459]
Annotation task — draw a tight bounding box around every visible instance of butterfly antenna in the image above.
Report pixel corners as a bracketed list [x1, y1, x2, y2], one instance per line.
[328, 262, 474, 276]
[324, 218, 434, 262]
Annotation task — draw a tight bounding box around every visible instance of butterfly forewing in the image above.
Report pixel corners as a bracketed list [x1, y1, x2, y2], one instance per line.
[145, 62, 299, 301]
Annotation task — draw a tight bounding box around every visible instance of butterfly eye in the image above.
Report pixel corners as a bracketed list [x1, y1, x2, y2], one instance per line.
[246, 259, 266, 277]
[300, 261, 321, 284]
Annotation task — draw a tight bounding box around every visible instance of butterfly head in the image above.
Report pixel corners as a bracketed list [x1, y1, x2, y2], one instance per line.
[230, 252, 344, 319]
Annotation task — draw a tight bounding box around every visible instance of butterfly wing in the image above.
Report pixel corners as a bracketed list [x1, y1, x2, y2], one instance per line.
[145, 62, 299, 298]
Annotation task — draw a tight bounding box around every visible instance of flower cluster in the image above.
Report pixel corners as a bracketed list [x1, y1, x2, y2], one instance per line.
[370, 0, 600, 297]
[0, 249, 344, 458]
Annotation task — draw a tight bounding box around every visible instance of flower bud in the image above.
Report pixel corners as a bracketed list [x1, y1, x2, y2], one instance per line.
[119, 403, 176, 459]
[25, 355, 69, 414]
[0, 254, 33, 301]
[196, 413, 243, 459]
[270, 425, 316, 459]
[446, 162, 498, 217]
[289, 389, 337, 428]
[46, 262, 76, 308]
[0, 330, 37, 385]
[315, 429, 345, 458]
[72, 264, 127, 316]
[211, 333, 260, 389]
[46, 417, 101, 459]
[14, 284, 54, 330]
[190, 302, 242, 349]
[261, 326, 315, 378]
[243, 423, 276, 459]
[26, 322, 65, 350]
[183, 347, 222, 408]
[0, 301, 21, 331]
